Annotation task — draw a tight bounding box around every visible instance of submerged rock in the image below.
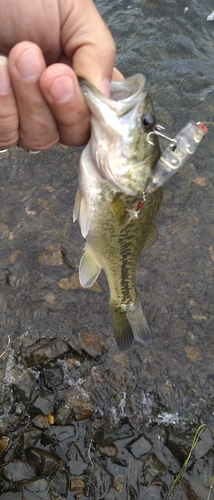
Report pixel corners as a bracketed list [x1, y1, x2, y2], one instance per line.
[166, 427, 195, 461]
[2, 459, 36, 483]
[22, 340, 69, 367]
[29, 390, 54, 416]
[50, 469, 69, 497]
[19, 427, 42, 450]
[0, 436, 10, 453]
[67, 442, 86, 475]
[85, 461, 113, 499]
[42, 363, 64, 390]
[128, 434, 152, 459]
[12, 368, 37, 404]
[26, 447, 60, 475]
[98, 444, 118, 458]
[70, 476, 85, 492]
[22, 478, 52, 500]
[78, 331, 106, 358]
[0, 493, 23, 500]
[139, 452, 167, 487]
[55, 385, 95, 422]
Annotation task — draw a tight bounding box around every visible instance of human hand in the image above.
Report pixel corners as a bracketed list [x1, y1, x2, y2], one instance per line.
[0, 0, 121, 151]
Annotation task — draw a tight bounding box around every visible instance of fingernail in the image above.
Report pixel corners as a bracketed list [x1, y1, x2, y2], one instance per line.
[16, 48, 42, 81]
[0, 56, 12, 93]
[49, 76, 74, 103]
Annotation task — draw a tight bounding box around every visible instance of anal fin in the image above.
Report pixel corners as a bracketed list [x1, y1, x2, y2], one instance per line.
[79, 243, 102, 288]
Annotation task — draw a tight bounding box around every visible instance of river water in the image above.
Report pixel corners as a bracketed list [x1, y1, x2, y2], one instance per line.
[0, 0, 214, 499]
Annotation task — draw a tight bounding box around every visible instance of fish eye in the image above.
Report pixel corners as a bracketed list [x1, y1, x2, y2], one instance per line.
[141, 112, 156, 132]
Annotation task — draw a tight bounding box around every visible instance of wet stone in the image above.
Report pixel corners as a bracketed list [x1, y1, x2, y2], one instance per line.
[102, 364, 133, 391]
[0, 435, 10, 453]
[0, 493, 23, 500]
[56, 386, 95, 422]
[12, 368, 37, 404]
[94, 423, 118, 446]
[98, 444, 118, 458]
[42, 363, 64, 389]
[139, 452, 167, 487]
[22, 340, 69, 367]
[67, 442, 86, 475]
[193, 427, 213, 459]
[2, 459, 36, 482]
[26, 447, 60, 475]
[33, 415, 50, 429]
[113, 475, 124, 492]
[43, 424, 76, 454]
[78, 331, 106, 358]
[30, 390, 54, 415]
[126, 484, 138, 500]
[23, 478, 52, 500]
[50, 469, 69, 497]
[85, 462, 113, 500]
[166, 427, 195, 461]
[128, 434, 152, 459]
[70, 476, 85, 492]
[19, 427, 42, 450]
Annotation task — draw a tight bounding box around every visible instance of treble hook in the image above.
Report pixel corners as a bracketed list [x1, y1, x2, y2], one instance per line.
[147, 125, 177, 151]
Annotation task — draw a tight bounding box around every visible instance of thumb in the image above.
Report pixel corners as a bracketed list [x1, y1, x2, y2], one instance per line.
[59, 0, 116, 95]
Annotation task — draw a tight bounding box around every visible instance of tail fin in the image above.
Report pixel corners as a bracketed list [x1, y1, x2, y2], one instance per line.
[111, 300, 151, 351]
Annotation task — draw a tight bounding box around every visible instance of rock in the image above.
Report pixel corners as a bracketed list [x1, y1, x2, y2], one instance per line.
[193, 427, 213, 459]
[70, 476, 85, 492]
[94, 423, 118, 446]
[113, 475, 124, 492]
[128, 434, 152, 459]
[20, 427, 42, 450]
[38, 247, 63, 266]
[0, 435, 10, 453]
[55, 385, 95, 422]
[26, 447, 60, 475]
[85, 462, 113, 500]
[98, 444, 118, 458]
[50, 469, 69, 497]
[102, 364, 133, 391]
[67, 443, 86, 475]
[30, 390, 54, 416]
[78, 331, 106, 358]
[2, 460, 36, 483]
[111, 457, 128, 467]
[166, 427, 195, 461]
[139, 452, 167, 487]
[22, 478, 52, 500]
[12, 369, 37, 404]
[42, 363, 64, 389]
[33, 415, 50, 430]
[43, 424, 76, 454]
[0, 493, 23, 500]
[22, 340, 69, 367]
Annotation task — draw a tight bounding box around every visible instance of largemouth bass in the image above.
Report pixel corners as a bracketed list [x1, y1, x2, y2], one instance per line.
[73, 74, 162, 350]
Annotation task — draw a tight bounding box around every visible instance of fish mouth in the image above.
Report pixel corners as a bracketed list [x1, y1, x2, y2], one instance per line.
[79, 74, 147, 117]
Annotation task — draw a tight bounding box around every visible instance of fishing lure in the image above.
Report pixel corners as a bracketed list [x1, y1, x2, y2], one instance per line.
[146, 120, 208, 193]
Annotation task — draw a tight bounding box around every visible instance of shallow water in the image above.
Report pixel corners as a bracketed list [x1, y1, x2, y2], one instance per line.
[0, 0, 214, 498]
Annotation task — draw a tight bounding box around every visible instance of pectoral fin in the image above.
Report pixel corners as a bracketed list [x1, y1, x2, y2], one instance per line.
[142, 224, 159, 251]
[110, 194, 126, 225]
[73, 189, 90, 238]
[79, 243, 102, 287]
